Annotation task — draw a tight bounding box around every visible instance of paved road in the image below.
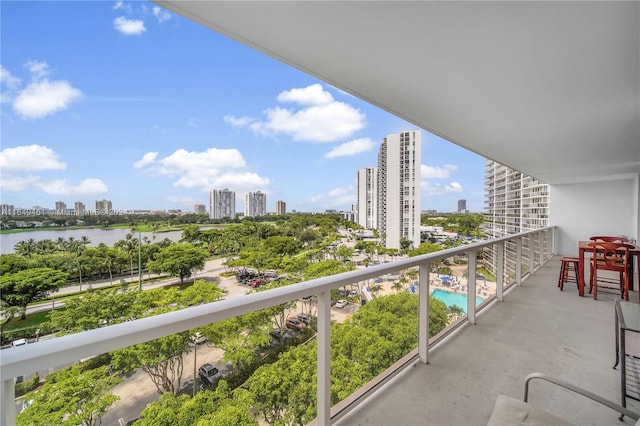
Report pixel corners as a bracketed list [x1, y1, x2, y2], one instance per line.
[25, 257, 236, 316]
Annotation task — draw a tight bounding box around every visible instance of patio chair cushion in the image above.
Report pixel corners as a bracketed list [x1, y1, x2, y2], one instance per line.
[487, 394, 573, 426]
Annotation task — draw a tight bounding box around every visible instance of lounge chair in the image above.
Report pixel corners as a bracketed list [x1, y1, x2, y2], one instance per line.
[487, 372, 639, 425]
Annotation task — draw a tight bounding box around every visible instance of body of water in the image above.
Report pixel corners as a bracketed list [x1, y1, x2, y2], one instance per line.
[0, 228, 184, 254]
[432, 289, 483, 314]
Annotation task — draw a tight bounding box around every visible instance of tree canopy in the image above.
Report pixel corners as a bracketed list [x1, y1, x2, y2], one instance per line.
[147, 244, 209, 284]
[1, 267, 67, 319]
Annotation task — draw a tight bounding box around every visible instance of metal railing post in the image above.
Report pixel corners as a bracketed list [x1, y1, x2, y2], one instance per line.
[467, 249, 477, 325]
[316, 290, 331, 425]
[528, 235, 535, 274]
[2, 379, 16, 426]
[496, 241, 504, 302]
[418, 261, 431, 364]
[516, 238, 523, 286]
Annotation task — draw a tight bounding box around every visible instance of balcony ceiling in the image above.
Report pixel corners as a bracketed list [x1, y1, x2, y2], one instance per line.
[155, 1, 639, 185]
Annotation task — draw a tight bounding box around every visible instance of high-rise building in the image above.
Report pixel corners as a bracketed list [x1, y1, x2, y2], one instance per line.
[1, 204, 14, 215]
[276, 200, 286, 216]
[74, 201, 86, 216]
[209, 189, 236, 219]
[95, 199, 112, 214]
[377, 130, 422, 250]
[55, 201, 67, 215]
[194, 204, 207, 215]
[357, 167, 378, 230]
[457, 199, 467, 213]
[483, 160, 549, 276]
[245, 191, 267, 217]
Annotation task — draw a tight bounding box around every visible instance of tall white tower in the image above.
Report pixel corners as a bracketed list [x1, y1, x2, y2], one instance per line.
[357, 167, 378, 230]
[245, 191, 267, 217]
[483, 160, 549, 276]
[210, 188, 236, 219]
[377, 130, 422, 250]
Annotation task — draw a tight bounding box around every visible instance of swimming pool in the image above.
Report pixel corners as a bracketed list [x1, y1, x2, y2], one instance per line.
[431, 289, 483, 314]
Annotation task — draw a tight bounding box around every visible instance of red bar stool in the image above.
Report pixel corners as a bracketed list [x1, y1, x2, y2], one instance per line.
[558, 256, 580, 291]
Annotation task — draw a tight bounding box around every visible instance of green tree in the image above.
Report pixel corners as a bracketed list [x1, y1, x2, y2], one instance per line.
[136, 382, 258, 426]
[0, 267, 68, 319]
[0, 253, 32, 275]
[111, 332, 191, 395]
[17, 364, 120, 426]
[147, 244, 208, 284]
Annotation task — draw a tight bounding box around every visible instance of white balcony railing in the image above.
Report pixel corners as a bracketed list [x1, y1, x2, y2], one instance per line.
[0, 226, 555, 425]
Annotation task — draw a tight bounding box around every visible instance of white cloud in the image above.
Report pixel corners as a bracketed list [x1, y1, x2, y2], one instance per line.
[229, 84, 366, 143]
[0, 65, 21, 91]
[309, 185, 355, 209]
[25, 60, 50, 80]
[152, 6, 171, 23]
[0, 145, 66, 171]
[0, 175, 39, 192]
[224, 115, 253, 127]
[114, 16, 146, 35]
[134, 152, 158, 168]
[277, 83, 333, 106]
[113, 1, 131, 12]
[422, 181, 463, 197]
[37, 178, 108, 195]
[251, 101, 366, 143]
[444, 182, 463, 192]
[421, 164, 458, 179]
[186, 118, 198, 127]
[137, 148, 270, 193]
[325, 138, 374, 159]
[13, 79, 83, 119]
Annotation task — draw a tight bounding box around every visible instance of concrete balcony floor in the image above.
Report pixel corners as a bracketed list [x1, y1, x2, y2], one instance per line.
[334, 258, 640, 426]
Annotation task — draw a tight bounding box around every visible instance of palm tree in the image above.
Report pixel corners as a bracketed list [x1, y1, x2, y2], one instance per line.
[369, 283, 383, 298]
[13, 238, 36, 257]
[80, 235, 91, 249]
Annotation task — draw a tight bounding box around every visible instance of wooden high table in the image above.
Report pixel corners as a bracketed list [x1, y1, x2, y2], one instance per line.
[577, 241, 640, 297]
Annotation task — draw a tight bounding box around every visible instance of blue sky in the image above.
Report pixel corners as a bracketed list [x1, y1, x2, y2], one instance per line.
[1, 1, 486, 214]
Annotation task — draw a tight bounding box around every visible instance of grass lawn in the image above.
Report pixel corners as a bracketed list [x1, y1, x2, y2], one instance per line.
[4, 309, 60, 333]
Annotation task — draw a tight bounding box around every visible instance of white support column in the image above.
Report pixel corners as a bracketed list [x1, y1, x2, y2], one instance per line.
[516, 238, 523, 286]
[316, 290, 331, 425]
[467, 249, 477, 325]
[418, 261, 431, 364]
[2, 379, 16, 426]
[496, 241, 504, 302]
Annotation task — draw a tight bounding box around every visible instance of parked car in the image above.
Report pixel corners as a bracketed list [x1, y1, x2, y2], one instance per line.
[296, 313, 313, 325]
[285, 317, 306, 330]
[335, 299, 348, 309]
[189, 332, 207, 346]
[199, 363, 223, 386]
[11, 338, 27, 347]
[268, 328, 299, 345]
[250, 279, 266, 288]
[348, 290, 359, 298]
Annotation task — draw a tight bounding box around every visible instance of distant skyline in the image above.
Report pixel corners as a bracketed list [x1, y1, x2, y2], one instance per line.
[1, 1, 486, 214]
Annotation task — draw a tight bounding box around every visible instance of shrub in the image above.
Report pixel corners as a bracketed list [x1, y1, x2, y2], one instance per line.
[15, 373, 40, 397]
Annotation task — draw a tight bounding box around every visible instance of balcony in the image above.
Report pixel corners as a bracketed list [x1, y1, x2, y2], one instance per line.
[5, 227, 635, 425]
[333, 258, 640, 426]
